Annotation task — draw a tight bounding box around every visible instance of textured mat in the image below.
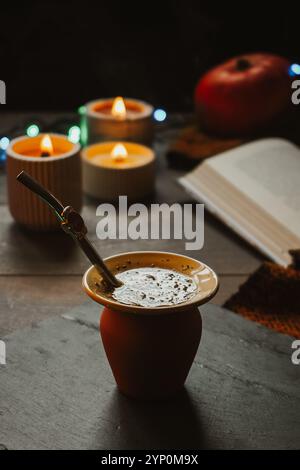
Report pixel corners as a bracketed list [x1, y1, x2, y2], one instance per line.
[224, 261, 300, 338]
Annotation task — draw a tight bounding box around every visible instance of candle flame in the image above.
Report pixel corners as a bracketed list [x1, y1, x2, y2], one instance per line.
[40, 134, 54, 156]
[111, 143, 128, 162]
[111, 96, 126, 119]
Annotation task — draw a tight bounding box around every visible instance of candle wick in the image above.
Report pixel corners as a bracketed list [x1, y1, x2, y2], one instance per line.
[114, 156, 124, 163]
[41, 151, 50, 157]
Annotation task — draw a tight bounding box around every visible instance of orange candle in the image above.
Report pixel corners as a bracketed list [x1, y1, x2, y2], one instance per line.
[12, 134, 75, 157]
[6, 134, 82, 230]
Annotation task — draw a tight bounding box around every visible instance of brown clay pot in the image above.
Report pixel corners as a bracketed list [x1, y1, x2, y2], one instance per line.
[100, 305, 202, 399]
[83, 251, 218, 400]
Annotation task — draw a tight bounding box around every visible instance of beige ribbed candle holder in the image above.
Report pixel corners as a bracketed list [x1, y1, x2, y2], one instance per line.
[6, 134, 82, 230]
[84, 98, 154, 145]
[82, 141, 155, 201]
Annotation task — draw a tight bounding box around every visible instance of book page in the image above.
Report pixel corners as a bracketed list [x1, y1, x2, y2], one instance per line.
[205, 138, 300, 236]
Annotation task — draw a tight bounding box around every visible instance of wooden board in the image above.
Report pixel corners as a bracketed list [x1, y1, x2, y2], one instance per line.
[0, 113, 264, 341]
[0, 205, 262, 276]
[0, 302, 299, 450]
[0, 112, 263, 280]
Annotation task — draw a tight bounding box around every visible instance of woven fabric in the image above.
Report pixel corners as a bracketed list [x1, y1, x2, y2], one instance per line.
[224, 262, 300, 338]
[224, 301, 300, 338]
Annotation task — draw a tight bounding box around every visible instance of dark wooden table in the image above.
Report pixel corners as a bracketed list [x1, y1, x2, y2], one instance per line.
[0, 112, 263, 336]
[0, 113, 299, 450]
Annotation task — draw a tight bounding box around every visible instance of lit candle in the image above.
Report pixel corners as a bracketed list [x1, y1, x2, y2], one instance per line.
[83, 97, 154, 145]
[6, 134, 82, 230]
[82, 141, 155, 200]
[11, 133, 73, 157]
[111, 142, 128, 162]
[40, 134, 54, 157]
[111, 97, 127, 119]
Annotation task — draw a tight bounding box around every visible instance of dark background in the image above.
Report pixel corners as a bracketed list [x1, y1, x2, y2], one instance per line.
[1, 1, 299, 112]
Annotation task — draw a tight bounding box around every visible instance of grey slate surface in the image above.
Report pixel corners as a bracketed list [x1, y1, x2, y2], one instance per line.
[0, 301, 299, 450]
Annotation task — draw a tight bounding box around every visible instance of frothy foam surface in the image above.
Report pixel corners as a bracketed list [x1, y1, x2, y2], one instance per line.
[112, 267, 198, 307]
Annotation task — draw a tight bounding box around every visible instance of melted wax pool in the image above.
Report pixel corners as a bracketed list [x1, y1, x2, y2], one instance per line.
[112, 267, 198, 307]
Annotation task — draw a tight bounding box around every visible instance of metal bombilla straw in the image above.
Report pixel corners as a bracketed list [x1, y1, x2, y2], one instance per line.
[16, 171, 122, 289]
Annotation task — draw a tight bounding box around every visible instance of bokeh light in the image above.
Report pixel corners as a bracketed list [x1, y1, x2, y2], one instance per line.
[26, 124, 40, 137]
[289, 63, 300, 77]
[0, 136, 10, 150]
[68, 125, 81, 144]
[153, 109, 167, 122]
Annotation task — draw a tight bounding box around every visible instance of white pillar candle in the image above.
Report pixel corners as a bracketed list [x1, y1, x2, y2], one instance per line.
[83, 97, 154, 145]
[82, 141, 155, 201]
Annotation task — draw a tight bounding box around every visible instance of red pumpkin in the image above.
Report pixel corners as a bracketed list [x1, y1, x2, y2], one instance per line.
[194, 53, 291, 136]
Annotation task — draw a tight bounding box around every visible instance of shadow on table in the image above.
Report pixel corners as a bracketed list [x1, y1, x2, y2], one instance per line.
[94, 387, 211, 450]
[8, 222, 76, 262]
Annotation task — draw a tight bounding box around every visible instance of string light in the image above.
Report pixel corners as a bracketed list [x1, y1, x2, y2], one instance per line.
[26, 124, 40, 137]
[0, 136, 10, 150]
[153, 108, 167, 122]
[68, 125, 81, 144]
[0, 137, 9, 166]
[0, 152, 6, 165]
[78, 105, 86, 115]
[289, 63, 300, 77]
[80, 120, 88, 146]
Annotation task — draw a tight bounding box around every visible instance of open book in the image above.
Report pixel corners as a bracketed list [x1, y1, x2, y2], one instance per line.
[179, 138, 300, 266]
